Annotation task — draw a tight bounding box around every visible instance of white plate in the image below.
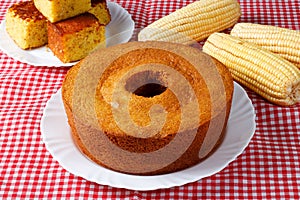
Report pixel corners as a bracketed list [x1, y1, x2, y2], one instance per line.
[40, 82, 256, 191]
[0, 2, 135, 67]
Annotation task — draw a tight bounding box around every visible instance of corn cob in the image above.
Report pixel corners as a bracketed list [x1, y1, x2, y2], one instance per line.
[231, 23, 300, 69]
[138, 0, 241, 44]
[203, 33, 300, 106]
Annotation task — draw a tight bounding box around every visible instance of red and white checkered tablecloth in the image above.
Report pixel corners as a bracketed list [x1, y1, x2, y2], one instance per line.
[1, 0, 300, 199]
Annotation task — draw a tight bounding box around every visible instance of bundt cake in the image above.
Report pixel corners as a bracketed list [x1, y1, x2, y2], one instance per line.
[61, 41, 234, 175]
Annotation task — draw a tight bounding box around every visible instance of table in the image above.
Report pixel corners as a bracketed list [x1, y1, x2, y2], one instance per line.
[0, 0, 299, 199]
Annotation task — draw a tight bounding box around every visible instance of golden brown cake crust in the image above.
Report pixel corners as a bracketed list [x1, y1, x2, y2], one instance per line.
[9, 1, 46, 21]
[48, 13, 100, 35]
[62, 41, 234, 175]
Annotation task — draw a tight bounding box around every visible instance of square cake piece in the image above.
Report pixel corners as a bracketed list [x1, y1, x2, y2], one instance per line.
[47, 13, 106, 63]
[5, 1, 47, 49]
[33, 0, 91, 23]
[88, 0, 111, 25]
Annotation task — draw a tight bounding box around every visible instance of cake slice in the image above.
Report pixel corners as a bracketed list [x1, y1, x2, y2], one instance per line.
[88, 0, 111, 25]
[47, 13, 106, 63]
[5, 1, 47, 50]
[33, 0, 91, 23]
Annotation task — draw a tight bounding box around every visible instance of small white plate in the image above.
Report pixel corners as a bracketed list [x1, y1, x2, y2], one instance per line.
[0, 2, 135, 67]
[40, 82, 256, 191]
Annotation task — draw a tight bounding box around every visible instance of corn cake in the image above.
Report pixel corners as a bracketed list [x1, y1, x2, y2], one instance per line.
[47, 13, 106, 63]
[5, 1, 47, 50]
[61, 41, 234, 175]
[88, 0, 111, 25]
[33, 0, 91, 23]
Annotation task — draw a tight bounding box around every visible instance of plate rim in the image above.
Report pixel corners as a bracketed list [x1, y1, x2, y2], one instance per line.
[40, 82, 256, 191]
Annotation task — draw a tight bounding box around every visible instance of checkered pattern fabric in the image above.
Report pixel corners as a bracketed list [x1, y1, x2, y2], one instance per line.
[1, 0, 300, 199]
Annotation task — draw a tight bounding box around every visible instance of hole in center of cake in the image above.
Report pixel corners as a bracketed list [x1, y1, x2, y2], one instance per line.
[125, 71, 167, 98]
[133, 83, 167, 97]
